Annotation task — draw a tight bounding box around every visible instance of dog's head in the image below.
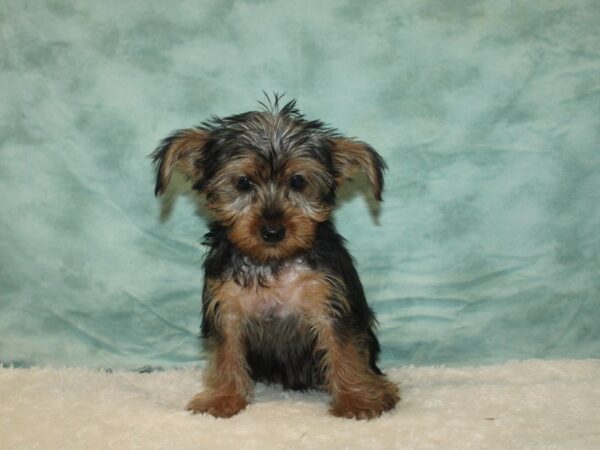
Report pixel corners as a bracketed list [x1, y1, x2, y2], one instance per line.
[153, 97, 385, 263]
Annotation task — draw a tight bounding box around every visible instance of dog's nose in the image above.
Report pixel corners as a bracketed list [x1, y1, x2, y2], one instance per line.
[260, 224, 286, 243]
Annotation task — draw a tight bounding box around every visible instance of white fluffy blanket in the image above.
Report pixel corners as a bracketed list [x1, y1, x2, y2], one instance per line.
[1, 360, 599, 449]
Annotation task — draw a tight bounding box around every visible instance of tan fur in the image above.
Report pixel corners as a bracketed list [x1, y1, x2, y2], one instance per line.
[320, 334, 400, 419]
[187, 278, 251, 417]
[296, 272, 400, 419]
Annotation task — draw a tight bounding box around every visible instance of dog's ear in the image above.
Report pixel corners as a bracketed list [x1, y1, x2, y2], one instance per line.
[152, 128, 210, 196]
[330, 139, 387, 201]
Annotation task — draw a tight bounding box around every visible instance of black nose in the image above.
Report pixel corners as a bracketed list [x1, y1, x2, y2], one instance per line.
[260, 224, 286, 243]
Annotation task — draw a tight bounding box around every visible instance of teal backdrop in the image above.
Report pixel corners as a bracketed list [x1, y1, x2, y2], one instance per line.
[1, 0, 599, 369]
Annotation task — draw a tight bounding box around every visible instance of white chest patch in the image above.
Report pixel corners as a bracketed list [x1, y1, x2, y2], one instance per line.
[234, 260, 325, 319]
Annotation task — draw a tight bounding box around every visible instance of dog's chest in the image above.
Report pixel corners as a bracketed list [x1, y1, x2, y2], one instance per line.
[235, 261, 326, 319]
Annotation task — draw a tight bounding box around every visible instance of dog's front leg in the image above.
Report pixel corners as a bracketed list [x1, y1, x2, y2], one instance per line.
[187, 292, 251, 418]
[314, 321, 400, 420]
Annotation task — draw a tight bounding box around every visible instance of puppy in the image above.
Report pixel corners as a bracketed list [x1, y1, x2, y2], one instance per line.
[152, 96, 399, 419]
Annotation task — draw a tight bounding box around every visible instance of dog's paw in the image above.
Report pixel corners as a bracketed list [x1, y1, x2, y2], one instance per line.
[330, 378, 400, 420]
[186, 390, 248, 418]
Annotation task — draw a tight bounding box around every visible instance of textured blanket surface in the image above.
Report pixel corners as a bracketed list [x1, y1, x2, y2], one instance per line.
[1, 360, 599, 450]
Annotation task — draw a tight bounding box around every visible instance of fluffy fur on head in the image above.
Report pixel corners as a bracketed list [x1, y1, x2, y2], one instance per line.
[152, 95, 398, 420]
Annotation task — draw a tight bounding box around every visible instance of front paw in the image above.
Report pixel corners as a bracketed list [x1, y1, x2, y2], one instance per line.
[330, 379, 400, 420]
[186, 390, 248, 418]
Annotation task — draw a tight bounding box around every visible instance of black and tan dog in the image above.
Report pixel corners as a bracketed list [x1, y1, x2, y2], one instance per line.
[152, 96, 399, 419]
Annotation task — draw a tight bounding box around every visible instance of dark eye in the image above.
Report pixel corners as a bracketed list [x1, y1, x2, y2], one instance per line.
[236, 176, 253, 191]
[290, 174, 306, 191]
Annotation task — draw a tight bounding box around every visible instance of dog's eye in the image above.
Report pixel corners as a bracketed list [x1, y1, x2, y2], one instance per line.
[290, 174, 306, 191]
[236, 176, 253, 191]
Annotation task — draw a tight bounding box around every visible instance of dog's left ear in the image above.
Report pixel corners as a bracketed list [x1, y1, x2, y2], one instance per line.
[152, 128, 210, 196]
[330, 139, 387, 201]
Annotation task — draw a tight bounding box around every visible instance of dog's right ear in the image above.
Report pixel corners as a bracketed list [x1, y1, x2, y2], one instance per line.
[151, 128, 210, 196]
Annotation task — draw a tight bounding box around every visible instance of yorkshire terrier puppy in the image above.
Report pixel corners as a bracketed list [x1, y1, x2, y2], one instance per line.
[152, 97, 399, 420]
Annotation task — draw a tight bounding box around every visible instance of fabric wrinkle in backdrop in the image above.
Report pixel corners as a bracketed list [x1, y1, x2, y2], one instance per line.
[0, 0, 599, 370]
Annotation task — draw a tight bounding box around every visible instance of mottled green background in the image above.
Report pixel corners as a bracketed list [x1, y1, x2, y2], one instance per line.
[1, 0, 599, 369]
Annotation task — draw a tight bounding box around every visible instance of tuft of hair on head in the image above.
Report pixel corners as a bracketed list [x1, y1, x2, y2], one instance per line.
[258, 91, 293, 114]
